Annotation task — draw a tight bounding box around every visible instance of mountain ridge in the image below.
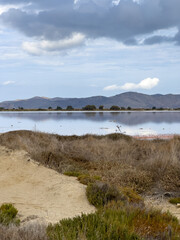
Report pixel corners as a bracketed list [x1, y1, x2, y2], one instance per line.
[0, 92, 180, 109]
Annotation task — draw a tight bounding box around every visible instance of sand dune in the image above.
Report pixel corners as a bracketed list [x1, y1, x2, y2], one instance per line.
[0, 146, 95, 224]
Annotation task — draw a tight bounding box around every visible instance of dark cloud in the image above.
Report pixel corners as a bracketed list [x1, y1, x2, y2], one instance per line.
[0, 0, 180, 45]
[174, 26, 180, 45]
[143, 36, 174, 45]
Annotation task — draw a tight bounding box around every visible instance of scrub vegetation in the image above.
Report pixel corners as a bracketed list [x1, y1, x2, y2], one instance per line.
[0, 130, 180, 239]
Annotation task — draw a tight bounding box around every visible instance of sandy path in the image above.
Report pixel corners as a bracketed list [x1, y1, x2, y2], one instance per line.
[0, 146, 95, 224]
[145, 197, 180, 221]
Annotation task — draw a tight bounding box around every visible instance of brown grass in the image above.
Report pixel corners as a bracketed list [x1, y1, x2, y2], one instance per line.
[0, 222, 47, 240]
[0, 130, 180, 194]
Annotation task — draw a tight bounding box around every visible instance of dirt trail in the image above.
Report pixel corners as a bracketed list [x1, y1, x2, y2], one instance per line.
[0, 146, 95, 224]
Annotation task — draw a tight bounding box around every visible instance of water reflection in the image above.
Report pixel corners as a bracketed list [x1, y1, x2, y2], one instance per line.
[0, 111, 180, 136]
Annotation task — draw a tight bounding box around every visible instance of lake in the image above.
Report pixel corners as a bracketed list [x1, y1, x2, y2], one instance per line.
[0, 111, 180, 136]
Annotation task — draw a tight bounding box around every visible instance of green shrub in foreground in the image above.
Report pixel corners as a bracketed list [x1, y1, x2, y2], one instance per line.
[47, 203, 180, 240]
[47, 211, 140, 240]
[0, 203, 20, 226]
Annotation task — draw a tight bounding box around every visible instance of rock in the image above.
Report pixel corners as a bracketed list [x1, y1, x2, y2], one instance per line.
[177, 203, 180, 208]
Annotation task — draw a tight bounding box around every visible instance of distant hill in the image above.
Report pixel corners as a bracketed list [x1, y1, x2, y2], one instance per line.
[0, 92, 180, 109]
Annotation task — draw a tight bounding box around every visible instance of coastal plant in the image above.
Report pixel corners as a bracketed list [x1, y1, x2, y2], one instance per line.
[0, 203, 20, 226]
[169, 198, 180, 205]
[0, 131, 180, 194]
[0, 222, 47, 240]
[47, 203, 180, 240]
[86, 181, 127, 208]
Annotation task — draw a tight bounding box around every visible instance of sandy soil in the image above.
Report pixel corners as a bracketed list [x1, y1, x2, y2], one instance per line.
[0, 146, 95, 224]
[145, 196, 180, 221]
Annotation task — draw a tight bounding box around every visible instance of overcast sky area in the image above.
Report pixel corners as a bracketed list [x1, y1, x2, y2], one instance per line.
[0, 0, 180, 101]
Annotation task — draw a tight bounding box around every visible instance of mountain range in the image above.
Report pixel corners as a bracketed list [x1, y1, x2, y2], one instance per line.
[0, 92, 180, 109]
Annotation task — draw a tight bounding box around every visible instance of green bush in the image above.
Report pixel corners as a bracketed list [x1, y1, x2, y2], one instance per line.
[47, 211, 140, 240]
[169, 198, 180, 205]
[47, 203, 180, 240]
[86, 181, 127, 208]
[0, 203, 20, 226]
[78, 174, 101, 185]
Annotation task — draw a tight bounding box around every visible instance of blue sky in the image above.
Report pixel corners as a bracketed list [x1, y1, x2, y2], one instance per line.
[0, 0, 180, 101]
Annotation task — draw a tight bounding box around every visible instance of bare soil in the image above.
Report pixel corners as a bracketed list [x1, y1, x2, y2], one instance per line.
[145, 196, 180, 221]
[0, 146, 95, 224]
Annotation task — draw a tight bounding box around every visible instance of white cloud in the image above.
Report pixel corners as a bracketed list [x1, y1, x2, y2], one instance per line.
[104, 78, 159, 91]
[0, 4, 29, 15]
[22, 33, 86, 55]
[2, 81, 15, 85]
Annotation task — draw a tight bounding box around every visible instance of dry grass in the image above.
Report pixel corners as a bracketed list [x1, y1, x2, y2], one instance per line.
[0, 130, 180, 194]
[0, 130, 180, 239]
[0, 222, 47, 240]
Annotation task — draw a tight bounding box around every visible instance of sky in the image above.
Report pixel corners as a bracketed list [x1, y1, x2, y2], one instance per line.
[0, 0, 180, 101]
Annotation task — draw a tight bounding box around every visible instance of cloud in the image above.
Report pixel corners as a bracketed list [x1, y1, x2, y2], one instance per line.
[2, 81, 15, 85]
[22, 33, 85, 55]
[0, 3, 29, 15]
[0, 0, 180, 46]
[143, 36, 174, 45]
[104, 78, 160, 91]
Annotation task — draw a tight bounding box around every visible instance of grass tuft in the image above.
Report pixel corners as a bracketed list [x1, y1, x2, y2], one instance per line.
[0, 203, 20, 226]
[169, 198, 180, 205]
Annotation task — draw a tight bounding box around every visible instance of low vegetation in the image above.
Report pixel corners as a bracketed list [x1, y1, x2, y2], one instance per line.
[47, 203, 180, 240]
[169, 198, 180, 205]
[0, 222, 47, 240]
[0, 131, 180, 239]
[86, 181, 127, 208]
[0, 204, 20, 226]
[0, 130, 179, 194]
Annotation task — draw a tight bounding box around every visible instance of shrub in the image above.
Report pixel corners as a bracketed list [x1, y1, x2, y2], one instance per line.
[169, 198, 180, 205]
[47, 204, 180, 240]
[63, 171, 82, 177]
[56, 106, 62, 110]
[110, 105, 120, 110]
[120, 187, 144, 205]
[99, 105, 104, 110]
[86, 181, 127, 208]
[0, 204, 20, 226]
[82, 105, 96, 110]
[0, 222, 47, 240]
[64, 171, 102, 185]
[78, 174, 101, 185]
[47, 211, 140, 240]
[66, 106, 74, 110]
